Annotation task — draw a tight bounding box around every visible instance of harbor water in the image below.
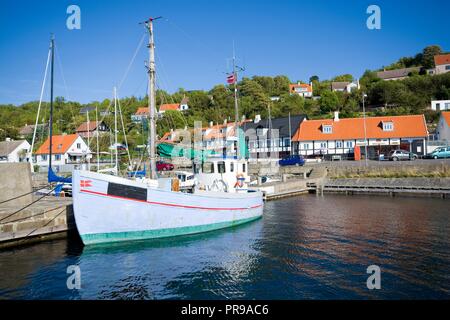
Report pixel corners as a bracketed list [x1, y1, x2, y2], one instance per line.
[0, 194, 449, 299]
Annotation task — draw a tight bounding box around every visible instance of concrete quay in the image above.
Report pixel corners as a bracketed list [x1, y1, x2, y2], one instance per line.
[0, 196, 74, 249]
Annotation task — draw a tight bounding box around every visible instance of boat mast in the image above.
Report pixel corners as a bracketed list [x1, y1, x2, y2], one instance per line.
[114, 87, 118, 175]
[144, 17, 160, 180]
[232, 44, 242, 159]
[48, 35, 55, 172]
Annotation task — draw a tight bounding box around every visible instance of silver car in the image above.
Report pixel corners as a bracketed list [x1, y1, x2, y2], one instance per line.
[388, 149, 418, 161]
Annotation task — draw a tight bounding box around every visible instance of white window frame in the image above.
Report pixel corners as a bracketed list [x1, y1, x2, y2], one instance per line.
[323, 125, 332, 134]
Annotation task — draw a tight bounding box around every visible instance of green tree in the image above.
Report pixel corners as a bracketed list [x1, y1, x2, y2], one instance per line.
[422, 45, 442, 69]
[319, 90, 340, 113]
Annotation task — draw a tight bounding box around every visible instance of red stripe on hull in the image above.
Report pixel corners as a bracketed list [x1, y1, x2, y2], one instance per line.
[79, 189, 262, 211]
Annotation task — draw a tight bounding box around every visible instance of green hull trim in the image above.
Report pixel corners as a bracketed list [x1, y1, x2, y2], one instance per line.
[81, 215, 262, 245]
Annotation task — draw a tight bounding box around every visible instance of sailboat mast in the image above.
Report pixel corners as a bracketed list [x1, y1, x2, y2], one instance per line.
[145, 17, 159, 180]
[114, 87, 118, 174]
[48, 35, 55, 171]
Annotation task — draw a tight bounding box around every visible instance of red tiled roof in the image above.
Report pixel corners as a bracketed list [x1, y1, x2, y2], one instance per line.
[434, 54, 450, 66]
[442, 111, 450, 127]
[76, 121, 101, 132]
[35, 134, 79, 155]
[135, 107, 149, 116]
[292, 115, 428, 141]
[289, 83, 312, 93]
[159, 104, 180, 112]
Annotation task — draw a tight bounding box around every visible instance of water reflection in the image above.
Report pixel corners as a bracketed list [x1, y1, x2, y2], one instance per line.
[0, 195, 449, 299]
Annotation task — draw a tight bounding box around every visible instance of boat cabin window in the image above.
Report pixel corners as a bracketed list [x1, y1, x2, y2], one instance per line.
[202, 162, 214, 174]
[218, 161, 226, 173]
[177, 174, 186, 182]
[230, 162, 234, 172]
[187, 175, 194, 180]
[242, 163, 246, 173]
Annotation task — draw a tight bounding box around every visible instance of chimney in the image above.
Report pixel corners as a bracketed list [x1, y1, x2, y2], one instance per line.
[334, 111, 340, 122]
[254, 115, 261, 124]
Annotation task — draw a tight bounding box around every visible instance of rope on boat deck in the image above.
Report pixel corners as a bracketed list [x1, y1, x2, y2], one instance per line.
[0, 185, 59, 224]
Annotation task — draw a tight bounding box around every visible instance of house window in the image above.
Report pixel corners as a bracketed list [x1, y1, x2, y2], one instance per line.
[77, 143, 81, 149]
[41, 155, 47, 161]
[55, 154, 61, 161]
[446, 65, 450, 70]
[346, 141, 354, 148]
[336, 141, 343, 148]
[320, 142, 327, 148]
[303, 143, 309, 150]
[383, 121, 394, 131]
[283, 138, 290, 147]
[322, 125, 332, 134]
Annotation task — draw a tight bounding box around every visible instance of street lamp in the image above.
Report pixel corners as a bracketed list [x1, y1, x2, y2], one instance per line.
[362, 93, 368, 167]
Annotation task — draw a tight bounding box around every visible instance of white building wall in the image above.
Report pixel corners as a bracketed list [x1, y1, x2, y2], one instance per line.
[431, 100, 450, 111]
[435, 64, 450, 75]
[1, 141, 31, 163]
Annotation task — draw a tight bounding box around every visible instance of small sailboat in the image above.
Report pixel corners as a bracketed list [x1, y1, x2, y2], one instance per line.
[72, 17, 263, 245]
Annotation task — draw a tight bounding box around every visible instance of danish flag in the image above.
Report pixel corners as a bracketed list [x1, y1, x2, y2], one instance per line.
[226, 73, 236, 84]
[80, 180, 92, 188]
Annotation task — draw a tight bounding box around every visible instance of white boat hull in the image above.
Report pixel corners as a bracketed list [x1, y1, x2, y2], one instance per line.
[72, 170, 263, 245]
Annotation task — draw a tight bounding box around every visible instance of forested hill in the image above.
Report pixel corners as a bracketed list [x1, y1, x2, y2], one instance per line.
[1, 45, 449, 145]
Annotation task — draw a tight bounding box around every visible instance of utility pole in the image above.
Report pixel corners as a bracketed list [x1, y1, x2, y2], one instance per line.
[363, 93, 368, 167]
[288, 112, 292, 156]
[144, 17, 161, 179]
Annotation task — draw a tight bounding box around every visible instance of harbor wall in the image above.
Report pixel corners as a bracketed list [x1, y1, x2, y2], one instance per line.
[0, 163, 33, 206]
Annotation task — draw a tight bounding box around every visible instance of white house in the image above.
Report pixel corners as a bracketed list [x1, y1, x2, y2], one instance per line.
[0, 139, 31, 163]
[292, 112, 429, 159]
[436, 111, 450, 142]
[331, 81, 360, 93]
[431, 100, 450, 111]
[34, 134, 91, 168]
[289, 82, 313, 98]
[434, 54, 450, 75]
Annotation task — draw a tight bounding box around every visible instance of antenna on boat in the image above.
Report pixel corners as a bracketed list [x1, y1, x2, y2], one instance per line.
[142, 17, 162, 180]
[231, 42, 245, 159]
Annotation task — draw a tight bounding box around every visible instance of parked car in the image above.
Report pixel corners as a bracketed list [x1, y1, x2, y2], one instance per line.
[279, 155, 305, 166]
[424, 147, 450, 159]
[156, 160, 174, 171]
[388, 149, 418, 161]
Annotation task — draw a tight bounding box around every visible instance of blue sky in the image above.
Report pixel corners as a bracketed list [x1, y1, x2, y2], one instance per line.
[0, 0, 449, 105]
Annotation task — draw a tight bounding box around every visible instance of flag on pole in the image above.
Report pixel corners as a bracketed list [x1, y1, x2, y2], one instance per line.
[226, 73, 236, 84]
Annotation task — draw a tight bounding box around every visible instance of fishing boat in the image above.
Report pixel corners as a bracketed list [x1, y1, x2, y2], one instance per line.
[72, 17, 263, 245]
